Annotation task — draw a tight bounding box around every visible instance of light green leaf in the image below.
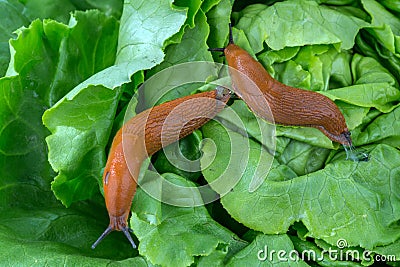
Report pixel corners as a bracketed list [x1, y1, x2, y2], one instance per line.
[329, 51, 353, 88]
[37, 10, 120, 206]
[351, 53, 397, 86]
[43, 1, 187, 206]
[291, 236, 365, 266]
[150, 8, 211, 72]
[276, 126, 336, 149]
[353, 106, 400, 147]
[202, 116, 400, 251]
[44, 86, 120, 206]
[264, 45, 337, 92]
[278, 140, 331, 176]
[116, 0, 186, 68]
[153, 130, 203, 182]
[321, 83, 400, 113]
[131, 172, 247, 267]
[236, 1, 368, 52]
[361, 0, 400, 53]
[373, 238, 400, 263]
[0, 0, 29, 76]
[336, 101, 370, 130]
[206, 0, 232, 62]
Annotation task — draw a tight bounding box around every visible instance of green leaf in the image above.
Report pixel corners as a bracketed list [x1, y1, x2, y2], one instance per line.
[116, 0, 186, 68]
[276, 126, 336, 149]
[215, 100, 275, 148]
[153, 130, 203, 182]
[361, 0, 400, 53]
[277, 140, 331, 176]
[206, 0, 232, 62]
[380, 0, 400, 13]
[263, 45, 339, 92]
[9, 11, 119, 106]
[336, 101, 369, 130]
[36, 11, 120, 206]
[18, 0, 76, 23]
[236, 1, 368, 52]
[373, 238, 400, 263]
[353, 106, 400, 147]
[43, 1, 187, 206]
[0, 205, 148, 264]
[0, 0, 122, 78]
[321, 83, 400, 113]
[329, 50, 353, 88]
[0, 0, 29, 76]
[1, 12, 118, 210]
[162, 0, 200, 47]
[44, 86, 120, 206]
[202, 116, 400, 251]
[0, 5, 147, 262]
[131, 172, 247, 267]
[259, 46, 300, 67]
[351, 53, 397, 86]
[150, 7, 211, 72]
[0, 75, 57, 209]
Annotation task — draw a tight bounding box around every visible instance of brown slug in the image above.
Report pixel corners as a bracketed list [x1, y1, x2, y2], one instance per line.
[210, 24, 352, 146]
[91, 86, 231, 249]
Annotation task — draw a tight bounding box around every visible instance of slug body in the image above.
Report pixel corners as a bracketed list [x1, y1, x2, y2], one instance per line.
[92, 87, 230, 249]
[210, 26, 351, 146]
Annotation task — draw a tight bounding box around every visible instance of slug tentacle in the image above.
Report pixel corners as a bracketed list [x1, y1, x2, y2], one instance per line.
[91, 225, 113, 249]
[121, 226, 137, 249]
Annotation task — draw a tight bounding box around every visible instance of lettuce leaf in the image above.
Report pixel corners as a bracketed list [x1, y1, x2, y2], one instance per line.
[131, 172, 247, 267]
[235, 1, 368, 53]
[1, 0, 400, 265]
[202, 118, 400, 250]
[43, 0, 187, 206]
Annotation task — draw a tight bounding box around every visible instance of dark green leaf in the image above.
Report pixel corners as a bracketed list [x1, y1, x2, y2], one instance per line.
[131, 172, 247, 267]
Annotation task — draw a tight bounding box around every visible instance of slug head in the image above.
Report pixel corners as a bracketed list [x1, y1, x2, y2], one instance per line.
[343, 131, 352, 146]
[216, 85, 233, 102]
[92, 137, 138, 249]
[91, 212, 137, 249]
[316, 125, 352, 146]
